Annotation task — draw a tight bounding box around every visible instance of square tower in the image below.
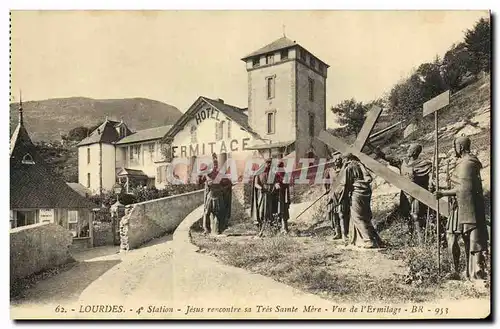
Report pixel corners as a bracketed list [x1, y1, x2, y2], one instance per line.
[242, 36, 329, 159]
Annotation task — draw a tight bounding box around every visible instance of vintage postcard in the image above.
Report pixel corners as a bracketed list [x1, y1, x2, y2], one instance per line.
[9, 10, 491, 320]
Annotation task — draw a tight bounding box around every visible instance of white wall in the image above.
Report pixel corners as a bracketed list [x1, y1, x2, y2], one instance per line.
[78, 143, 116, 194]
[170, 102, 258, 182]
[247, 50, 297, 143]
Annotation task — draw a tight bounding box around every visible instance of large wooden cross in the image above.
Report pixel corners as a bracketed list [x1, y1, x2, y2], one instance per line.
[318, 106, 449, 217]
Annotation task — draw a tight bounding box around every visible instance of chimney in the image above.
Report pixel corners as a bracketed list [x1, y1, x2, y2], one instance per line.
[216, 98, 224, 104]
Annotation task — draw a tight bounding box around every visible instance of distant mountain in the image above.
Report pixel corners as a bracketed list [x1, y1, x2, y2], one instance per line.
[9, 97, 183, 142]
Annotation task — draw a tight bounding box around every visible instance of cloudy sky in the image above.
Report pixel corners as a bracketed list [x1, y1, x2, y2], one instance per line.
[10, 10, 488, 126]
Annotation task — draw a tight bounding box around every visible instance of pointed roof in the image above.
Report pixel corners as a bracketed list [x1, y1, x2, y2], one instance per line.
[163, 96, 259, 140]
[77, 119, 132, 147]
[10, 108, 96, 209]
[115, 125, 173, 145]
[242, 36, 297, 60]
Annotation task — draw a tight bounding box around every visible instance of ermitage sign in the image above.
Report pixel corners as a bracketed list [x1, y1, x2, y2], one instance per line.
[165, 157, 334, 185]
[172, 138, 251, 158]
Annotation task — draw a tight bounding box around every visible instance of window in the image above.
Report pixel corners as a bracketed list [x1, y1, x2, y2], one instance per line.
[15, 210, 37, 227]
[227, 120, 232, 139]
[310, 57, 316, 69]
[87, 148, 91, 164]
[308, 78, 315, 101]
[149, 144, 155, 161]
[68, 210, 78, 238]
[300, 49, 306, 61]
[280, 49, 288, 60]
[266, 76, 275, 99]
[190, 125, 197, 143]
[266, 54, 274, 65]
[130, 145, 140, 163]
[309, 113, 315, 137]
[267, 111, 276, 134]
[87, 173, 91, 188]
[252, 57, 260, 67]
[22, 153, 35, 165]
[215, 121, 225, 141]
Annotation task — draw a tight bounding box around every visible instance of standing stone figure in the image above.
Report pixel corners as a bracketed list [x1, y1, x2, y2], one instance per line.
[220, 175, 233, 232]
[324, 155, 349, 241]
[276, 160, 291, 234]
[435, 136, 488, 281]
[252, 158, 279, 236]
[335, 153, 383, 249]
[199, 154, 225, 235]
[375, 143, 433, 244]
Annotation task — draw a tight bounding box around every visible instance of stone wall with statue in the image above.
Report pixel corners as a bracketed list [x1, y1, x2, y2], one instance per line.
[10, 223, 75, 285]
[122, 189, 205, 249]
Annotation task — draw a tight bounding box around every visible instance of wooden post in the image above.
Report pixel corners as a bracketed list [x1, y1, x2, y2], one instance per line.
[434, 110, 441, 276]
[423, 90, 450, 278]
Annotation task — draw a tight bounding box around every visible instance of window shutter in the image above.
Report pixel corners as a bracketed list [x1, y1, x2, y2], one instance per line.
[162, 165, 168, 184]
[156, 166, 161, 184]
[215, 122, 220, 140]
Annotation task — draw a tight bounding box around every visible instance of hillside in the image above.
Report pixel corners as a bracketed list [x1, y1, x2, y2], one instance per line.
[9, 97, 182, 142]
[297, 73, 491, 230]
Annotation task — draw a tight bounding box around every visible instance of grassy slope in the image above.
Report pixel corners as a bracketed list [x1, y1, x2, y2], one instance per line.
[191, 75, 491, 304]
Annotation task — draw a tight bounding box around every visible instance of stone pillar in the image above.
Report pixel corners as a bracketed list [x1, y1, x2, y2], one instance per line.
[119, 206, 132, 252]
[110, 200, 125, 246]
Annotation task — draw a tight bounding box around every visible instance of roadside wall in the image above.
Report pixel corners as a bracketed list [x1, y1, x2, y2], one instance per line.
[10, 223, 75, 284]
[126, 189, 205, 249]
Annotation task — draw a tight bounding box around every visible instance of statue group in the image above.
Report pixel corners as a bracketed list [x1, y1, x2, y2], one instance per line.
[250, 158, 291, 236]
[199, 136, 488, 282]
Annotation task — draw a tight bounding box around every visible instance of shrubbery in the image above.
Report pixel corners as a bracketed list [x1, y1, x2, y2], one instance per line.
[88, 183, 203, 208]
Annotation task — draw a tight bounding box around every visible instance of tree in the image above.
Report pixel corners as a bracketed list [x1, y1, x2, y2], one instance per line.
[388, 73, 425, 124]
[67, 126, 90, 142]
[415, 61, 446, 102]
[330, 99, 368, 137]
[441, 42, 475, 92]
[464, 17, 491, 73]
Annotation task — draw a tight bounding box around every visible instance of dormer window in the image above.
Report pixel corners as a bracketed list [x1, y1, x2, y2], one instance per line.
[22, 153, 35, 165]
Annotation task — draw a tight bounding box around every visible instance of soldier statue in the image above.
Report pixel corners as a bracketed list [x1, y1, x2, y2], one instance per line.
[435, 136, 489, 281]
[375, 143, 433, 244]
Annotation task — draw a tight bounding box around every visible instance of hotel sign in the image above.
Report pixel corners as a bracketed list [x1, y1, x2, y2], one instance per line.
[195, 107, 221, 125]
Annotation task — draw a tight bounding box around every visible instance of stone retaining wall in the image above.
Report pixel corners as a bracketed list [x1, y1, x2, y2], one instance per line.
[10, 223, 75, 284]
[122, 189, 205, 250]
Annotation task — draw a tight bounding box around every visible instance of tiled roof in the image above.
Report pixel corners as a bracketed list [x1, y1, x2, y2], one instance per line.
[115, 125, 173, 145]
[77, 119, 132, 147]
[66, 183, 92, 198]
[202, 97, 257, 135]
[10, 122, 97, 209]
[242, 36, 297, 60]
[164, 96, 260, 141]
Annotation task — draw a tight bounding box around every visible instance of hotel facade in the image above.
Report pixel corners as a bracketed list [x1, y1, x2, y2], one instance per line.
[78, 36, 329, 194]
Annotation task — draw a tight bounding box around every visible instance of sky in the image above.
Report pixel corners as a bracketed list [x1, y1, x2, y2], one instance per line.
[10, 10, 488, 127]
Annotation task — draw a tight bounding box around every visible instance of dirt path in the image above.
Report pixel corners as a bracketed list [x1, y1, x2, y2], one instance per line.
[10, 235, 174, 317]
